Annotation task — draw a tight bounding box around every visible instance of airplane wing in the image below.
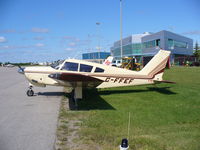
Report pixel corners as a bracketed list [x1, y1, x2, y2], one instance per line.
[48, 72, 103, 88]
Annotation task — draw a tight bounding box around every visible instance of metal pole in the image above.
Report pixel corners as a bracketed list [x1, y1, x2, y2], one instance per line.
[127, 112, 131, 139]
[120, 0, 123, 59]
[96, 22, 101, 63]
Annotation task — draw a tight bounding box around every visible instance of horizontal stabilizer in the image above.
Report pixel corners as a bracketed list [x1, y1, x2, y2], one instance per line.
[154, 80, 176, 84]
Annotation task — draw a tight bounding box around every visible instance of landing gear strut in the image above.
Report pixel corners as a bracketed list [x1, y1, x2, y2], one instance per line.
[27, 86, 34, 96]
[70, 87, 82, 110]
[71, 89, 78, 110]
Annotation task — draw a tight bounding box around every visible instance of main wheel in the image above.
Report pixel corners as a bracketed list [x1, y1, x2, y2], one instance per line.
[27, 90, 34, 96]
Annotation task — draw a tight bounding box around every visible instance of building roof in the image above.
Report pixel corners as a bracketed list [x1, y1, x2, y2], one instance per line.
[113, 32, 151, 48]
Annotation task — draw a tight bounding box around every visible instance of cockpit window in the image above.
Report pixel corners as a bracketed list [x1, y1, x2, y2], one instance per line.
[62, 62, 78, 71]
[80, 64, 93, 72]
[51, 60, 64, 70]
[94, 67, 104, 73]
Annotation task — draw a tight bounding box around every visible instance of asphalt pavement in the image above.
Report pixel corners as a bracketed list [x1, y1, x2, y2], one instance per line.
[0, 67, 63, 150]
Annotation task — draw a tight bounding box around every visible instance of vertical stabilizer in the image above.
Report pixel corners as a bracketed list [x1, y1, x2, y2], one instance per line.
[140, 50, 171, 80]
[103, 56, 114, 66]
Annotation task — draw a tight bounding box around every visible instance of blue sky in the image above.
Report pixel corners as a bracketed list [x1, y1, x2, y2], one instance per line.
[0, 0, 199, 63]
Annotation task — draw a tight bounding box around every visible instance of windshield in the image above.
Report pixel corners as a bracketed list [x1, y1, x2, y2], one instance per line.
[51, 60, 64, 70]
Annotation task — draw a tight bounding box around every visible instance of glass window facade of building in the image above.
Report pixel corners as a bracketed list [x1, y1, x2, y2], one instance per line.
[132, 43, 142, 54]
[111, 47, 121, 57]
[168, 39, 174, 49]
[82, 52, 110, 59]
[123, 44, 132, 55]
[111, 31, 193, 64]
[143, 39, 160, 48]
[111, 43, 142, 58]
[168, 39, 188, 49]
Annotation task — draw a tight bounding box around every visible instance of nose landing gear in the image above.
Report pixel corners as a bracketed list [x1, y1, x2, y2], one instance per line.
[27, 86, 34, 96]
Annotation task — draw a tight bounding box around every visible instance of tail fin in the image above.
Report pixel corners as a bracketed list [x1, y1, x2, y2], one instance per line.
[103, 56, 114, 66]
[140, 50, 171, 80]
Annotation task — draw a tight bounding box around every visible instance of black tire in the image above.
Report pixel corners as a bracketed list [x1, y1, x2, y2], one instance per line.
[70, 89, 75, 101]
[27, 90, 34, 96]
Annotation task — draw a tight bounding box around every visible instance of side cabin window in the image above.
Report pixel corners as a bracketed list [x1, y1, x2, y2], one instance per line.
[62, 62, 78, 71]
[94, 67, 104, 73]
[80, 64, 93, 72]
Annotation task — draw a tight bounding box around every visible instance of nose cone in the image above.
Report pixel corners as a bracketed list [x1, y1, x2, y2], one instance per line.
[18, 67, 25, 74]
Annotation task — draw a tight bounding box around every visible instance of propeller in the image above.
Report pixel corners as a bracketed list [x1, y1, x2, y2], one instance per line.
[18, 65, 25, 74]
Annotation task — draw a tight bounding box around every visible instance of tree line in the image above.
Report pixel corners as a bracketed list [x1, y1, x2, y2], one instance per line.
[194, 41, 200, 61]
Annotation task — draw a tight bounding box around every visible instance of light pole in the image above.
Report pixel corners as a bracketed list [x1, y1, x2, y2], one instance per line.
[96, 22, 101, 63]
[120, 0, 123, 59]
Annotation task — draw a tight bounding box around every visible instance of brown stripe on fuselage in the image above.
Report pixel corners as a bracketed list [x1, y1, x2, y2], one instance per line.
[59, 73, 102, 82]
[25, 71, 154, 81]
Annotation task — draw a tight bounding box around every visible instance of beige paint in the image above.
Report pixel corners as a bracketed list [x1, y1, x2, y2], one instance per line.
[23, 50, 171, 98]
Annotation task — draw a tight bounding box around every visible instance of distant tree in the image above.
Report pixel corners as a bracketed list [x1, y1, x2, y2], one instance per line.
[5, 62, 10, 65]
[194, 41, 200, 61]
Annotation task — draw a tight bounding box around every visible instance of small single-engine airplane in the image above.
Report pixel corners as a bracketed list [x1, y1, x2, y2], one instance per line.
[4, 64, 15, 67]
[103, 56, 113, 66]
[18, 50, 173, 101]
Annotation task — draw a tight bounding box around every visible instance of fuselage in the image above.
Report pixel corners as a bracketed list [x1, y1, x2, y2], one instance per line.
[23, 59, 154, 89]
[18, 50, 171, 98]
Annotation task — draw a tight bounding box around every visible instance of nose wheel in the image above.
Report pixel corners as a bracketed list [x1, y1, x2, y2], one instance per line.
[27, 86, 34, 96]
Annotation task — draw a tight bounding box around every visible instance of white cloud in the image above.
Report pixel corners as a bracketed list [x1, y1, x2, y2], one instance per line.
[31, 28, 49, 33]
[63, 36, 75, 40]
[0, 45, 30, 50]
[0, 43, 45, 50]
[0, 29, 16, 33]
[168, 26, 175, 31]
[0, 45, 10, 50]
[183, 30, 200, 35]
[35, 43, 45, 47]
[63, 36, 79, 41]
[65, 48, 74, 51]
[34, 37, 44, 40]
[0, 36, 7, 43]
[68, 42, 76, 46]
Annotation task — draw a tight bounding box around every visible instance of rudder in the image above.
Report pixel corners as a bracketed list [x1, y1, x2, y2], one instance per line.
[140, 50, 171, 79]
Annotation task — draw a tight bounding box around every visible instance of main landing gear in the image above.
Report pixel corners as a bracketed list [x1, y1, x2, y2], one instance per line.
[70, 87, 82, 110]
[71, 89, 78, 109]
[27, 85, 34, 96]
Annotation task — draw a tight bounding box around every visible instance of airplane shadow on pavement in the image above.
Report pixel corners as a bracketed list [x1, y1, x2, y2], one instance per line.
[34, 90, 114, 111]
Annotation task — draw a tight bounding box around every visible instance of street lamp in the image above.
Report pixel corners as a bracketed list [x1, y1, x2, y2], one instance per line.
[96, 22, 101, 63]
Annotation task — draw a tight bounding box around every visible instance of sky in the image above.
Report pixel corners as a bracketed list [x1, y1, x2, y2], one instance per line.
[0, 0, 200, 63]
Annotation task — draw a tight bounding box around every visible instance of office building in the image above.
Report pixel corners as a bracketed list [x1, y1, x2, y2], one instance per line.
[82, 52, 110, 63]
[111, 30, 193, 65]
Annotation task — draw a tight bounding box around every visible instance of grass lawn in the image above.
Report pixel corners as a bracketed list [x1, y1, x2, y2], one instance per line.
[57, 67, 200, 150]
